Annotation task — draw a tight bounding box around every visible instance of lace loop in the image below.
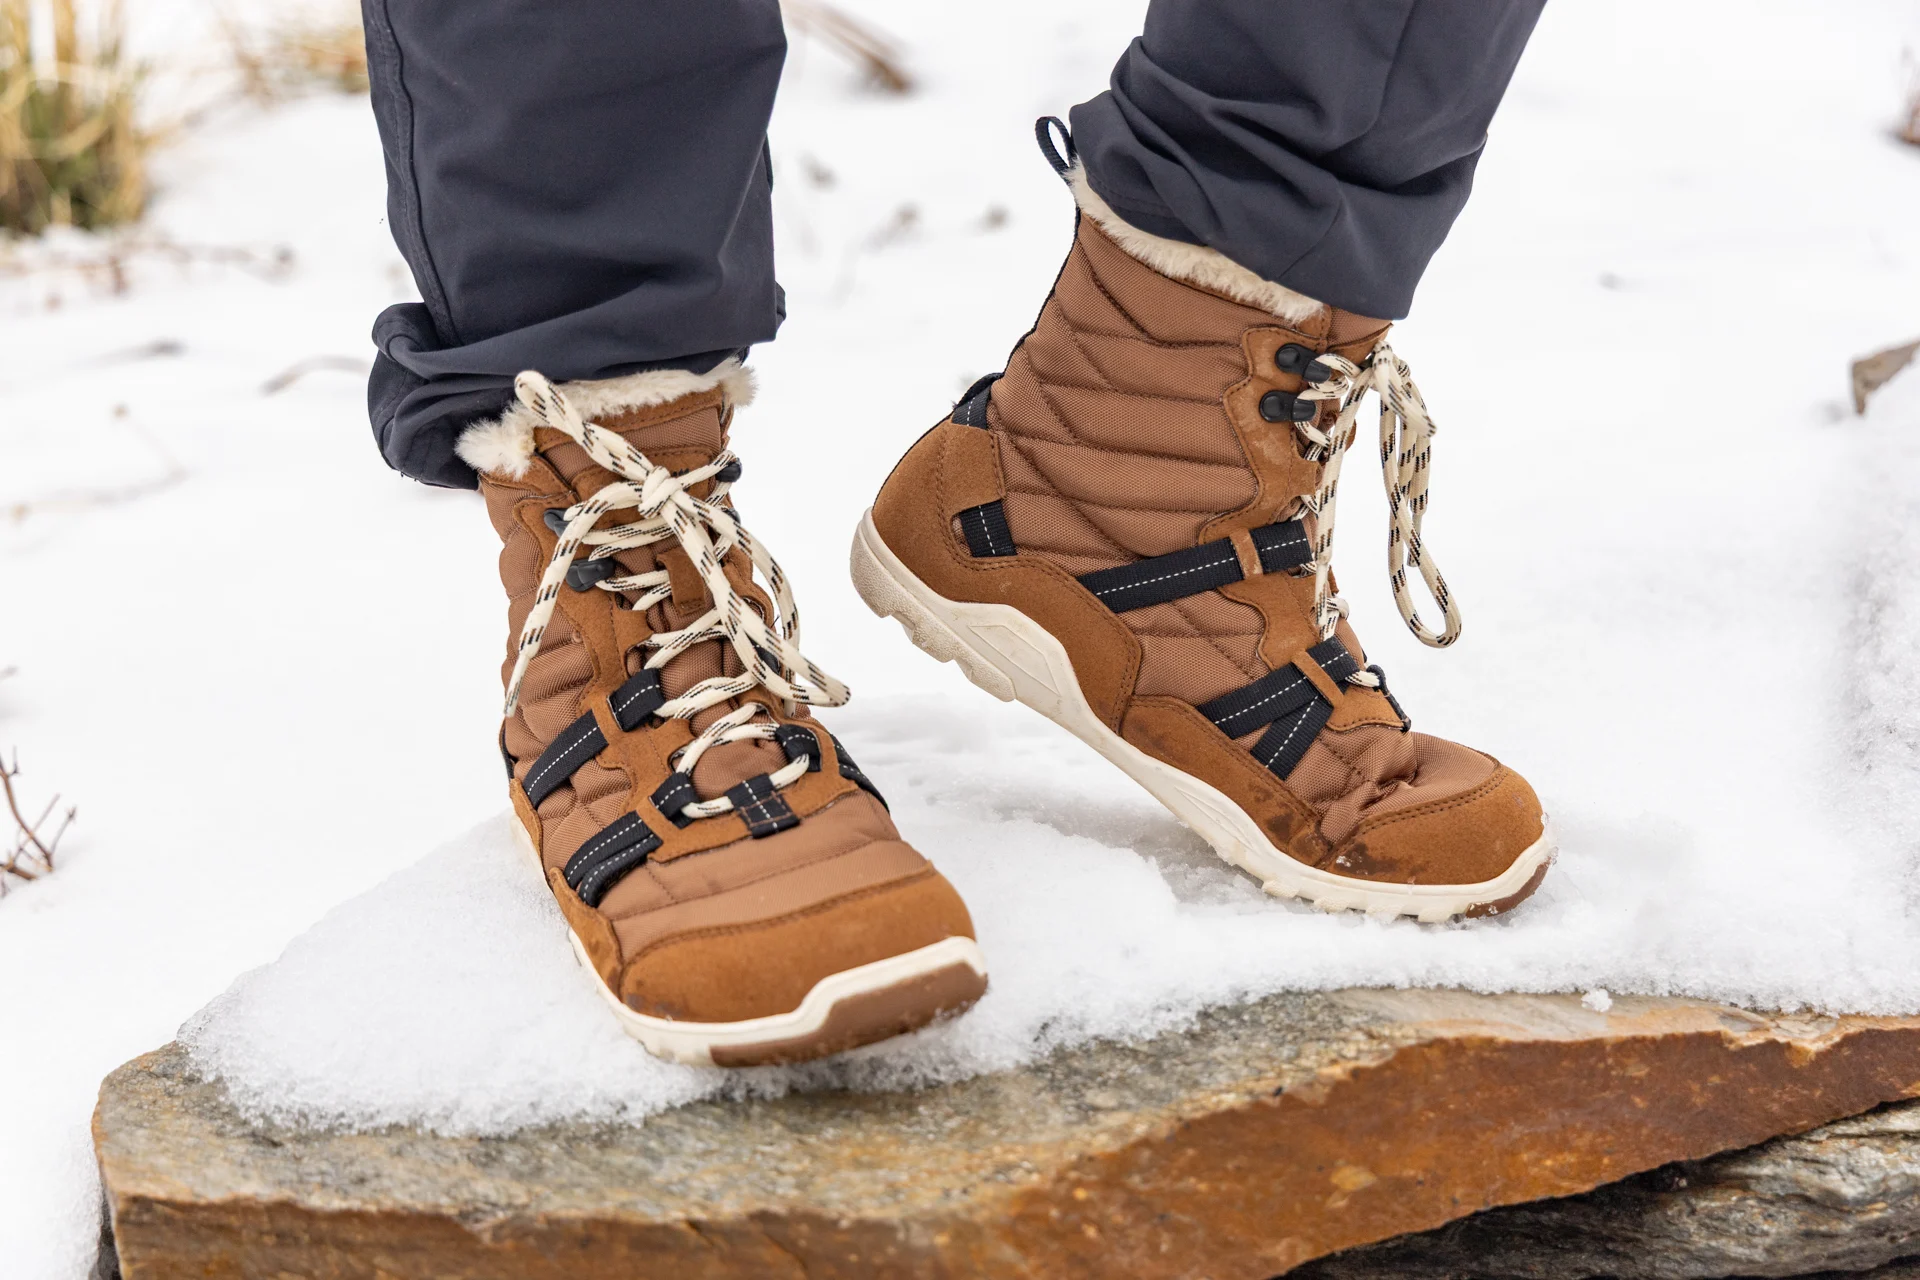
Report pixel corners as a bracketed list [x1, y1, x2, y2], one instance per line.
[502, 371, 847, 824]
[1295, 341, 1462, 656]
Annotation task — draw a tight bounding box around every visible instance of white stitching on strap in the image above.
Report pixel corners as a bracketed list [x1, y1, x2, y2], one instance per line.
[504, 372, 842, 825]
[1091, 550, 1233, 597]
[1212, 670, 1310, 732]
[1256, 705, 1318, 766]
[524, 718, 599, 792]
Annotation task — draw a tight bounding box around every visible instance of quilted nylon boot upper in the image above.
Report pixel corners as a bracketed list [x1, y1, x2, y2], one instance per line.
[473, 371, 982, 1055]
[870, 212, 1548, 906]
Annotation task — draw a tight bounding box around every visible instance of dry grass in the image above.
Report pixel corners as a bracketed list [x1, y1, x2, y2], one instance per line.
[221, 2, 906, 101]
[1, 667, 75, 894]
[0, 233, 293, 298]
[783, 1, 912, 94]
[0, 0, 146, 236]
[1903, 49, 1920, 148]
[1853, 337, 1920, 414]
[224, 7, 368, 102]
[1, 747, 74, 894]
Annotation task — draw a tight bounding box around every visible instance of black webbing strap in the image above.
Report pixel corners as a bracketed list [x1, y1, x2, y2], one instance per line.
[563, 812, 662, 907]
[952, 372, 1017, 559]
[952, 374, 999, 427]
[1250, 522, 1313, 573]
[608, 668, 665, 732]
[1075, 519, 1310, 614]
[958, 501, 1016, 558]
[1368, 663, 1411, 732]
[521, 711, 609, 808]
[830, 733, 888, 809]
[1036, 116, 1076, 178]
[1251, 699, 1334, 780]
[651, 771, 698, 828]
[1196, 664, 1320, 740]
[1078, 539, 1243, 614]
[1196, 637, 1363, 781]
[773, 723, 889, 809]
[727, 775, 800, 838]
[774, 724, 823, 771]
[1311, 635, 1362, 684]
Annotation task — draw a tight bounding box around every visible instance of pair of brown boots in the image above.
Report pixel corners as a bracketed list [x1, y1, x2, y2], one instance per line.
[461, 166, 1553, 1068]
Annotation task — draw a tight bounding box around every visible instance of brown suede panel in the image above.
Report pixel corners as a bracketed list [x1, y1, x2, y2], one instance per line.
[480, 385, 977, 1028]
[510, 781, 543, 849]
[548, 866, 622, 986]
[1121, 697, 1328, 866]
[656, 545, 705, 609]
[619, 868, 976, 1022]
[871, 419, 1141, 729]
[1328, 763, 1545, 886]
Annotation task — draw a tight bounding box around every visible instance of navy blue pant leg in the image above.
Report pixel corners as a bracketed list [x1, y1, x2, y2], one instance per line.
[363, 1, 1541, 486]
[1070, 0, 1545, 320]
[361, 0, 787, 487]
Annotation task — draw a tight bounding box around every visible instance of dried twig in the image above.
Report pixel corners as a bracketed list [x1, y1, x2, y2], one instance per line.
[220, 5, 368, 102]
[782, 1, 912, 94]
[1903, 52, 1920, 147]
[0, 235, 293, 298]
[261, 354, 369, 395]
[1852, 337, 1920, 415]
[2, 749, 75, 891]
[7, 412, 187, 523]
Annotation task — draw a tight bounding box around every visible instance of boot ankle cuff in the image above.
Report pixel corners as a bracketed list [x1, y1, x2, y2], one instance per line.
[455, 358, 756, 479]
[1067, 164, 1326, 324]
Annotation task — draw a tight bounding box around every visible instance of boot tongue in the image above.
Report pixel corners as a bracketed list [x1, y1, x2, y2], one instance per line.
[536, 392, 787, 804]
[533, 392, 729, 490]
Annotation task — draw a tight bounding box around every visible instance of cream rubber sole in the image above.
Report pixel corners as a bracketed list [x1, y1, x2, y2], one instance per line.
[851, 510, 1554, 923]
[512, 820, 989, 1066]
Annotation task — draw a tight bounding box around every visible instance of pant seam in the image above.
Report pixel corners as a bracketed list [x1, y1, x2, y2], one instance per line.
[363, 0, 461, 346]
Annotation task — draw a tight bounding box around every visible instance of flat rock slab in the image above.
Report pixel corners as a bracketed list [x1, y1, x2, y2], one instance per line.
[1301, 1096, 1920, 1278]
[95, 990, 1920, 1280]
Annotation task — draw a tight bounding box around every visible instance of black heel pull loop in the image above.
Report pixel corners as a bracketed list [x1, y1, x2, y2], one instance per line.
[1035, 116, 1076, 181]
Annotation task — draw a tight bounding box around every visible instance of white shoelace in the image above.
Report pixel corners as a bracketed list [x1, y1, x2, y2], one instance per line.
[503, 372, 849, 823]
[1294, 342, 1462, 681]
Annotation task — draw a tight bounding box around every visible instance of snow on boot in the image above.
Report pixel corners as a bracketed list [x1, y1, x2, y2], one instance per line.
[853, 152, 1553, 922]
[462, 362, 986, 1065]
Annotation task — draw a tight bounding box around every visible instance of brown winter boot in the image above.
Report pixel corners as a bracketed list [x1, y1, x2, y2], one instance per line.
[854, 161, 1552, 922]
[461, 362, 986, 1065]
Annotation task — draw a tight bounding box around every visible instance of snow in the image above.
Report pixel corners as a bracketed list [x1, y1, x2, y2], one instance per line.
[7, 0, 1920, 1275]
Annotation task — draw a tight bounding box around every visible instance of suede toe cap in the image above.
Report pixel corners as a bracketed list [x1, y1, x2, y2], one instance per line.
[1326, 763, 1546, 887]
[618, 868, 977, 1023]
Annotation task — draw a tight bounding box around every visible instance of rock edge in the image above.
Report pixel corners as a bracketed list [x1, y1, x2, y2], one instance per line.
[95, 990, 1920, 1279]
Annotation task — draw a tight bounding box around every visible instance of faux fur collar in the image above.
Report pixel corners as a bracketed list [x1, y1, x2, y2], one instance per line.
[455, 358, 755, 480]
[1068, 164, 1325, 324]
